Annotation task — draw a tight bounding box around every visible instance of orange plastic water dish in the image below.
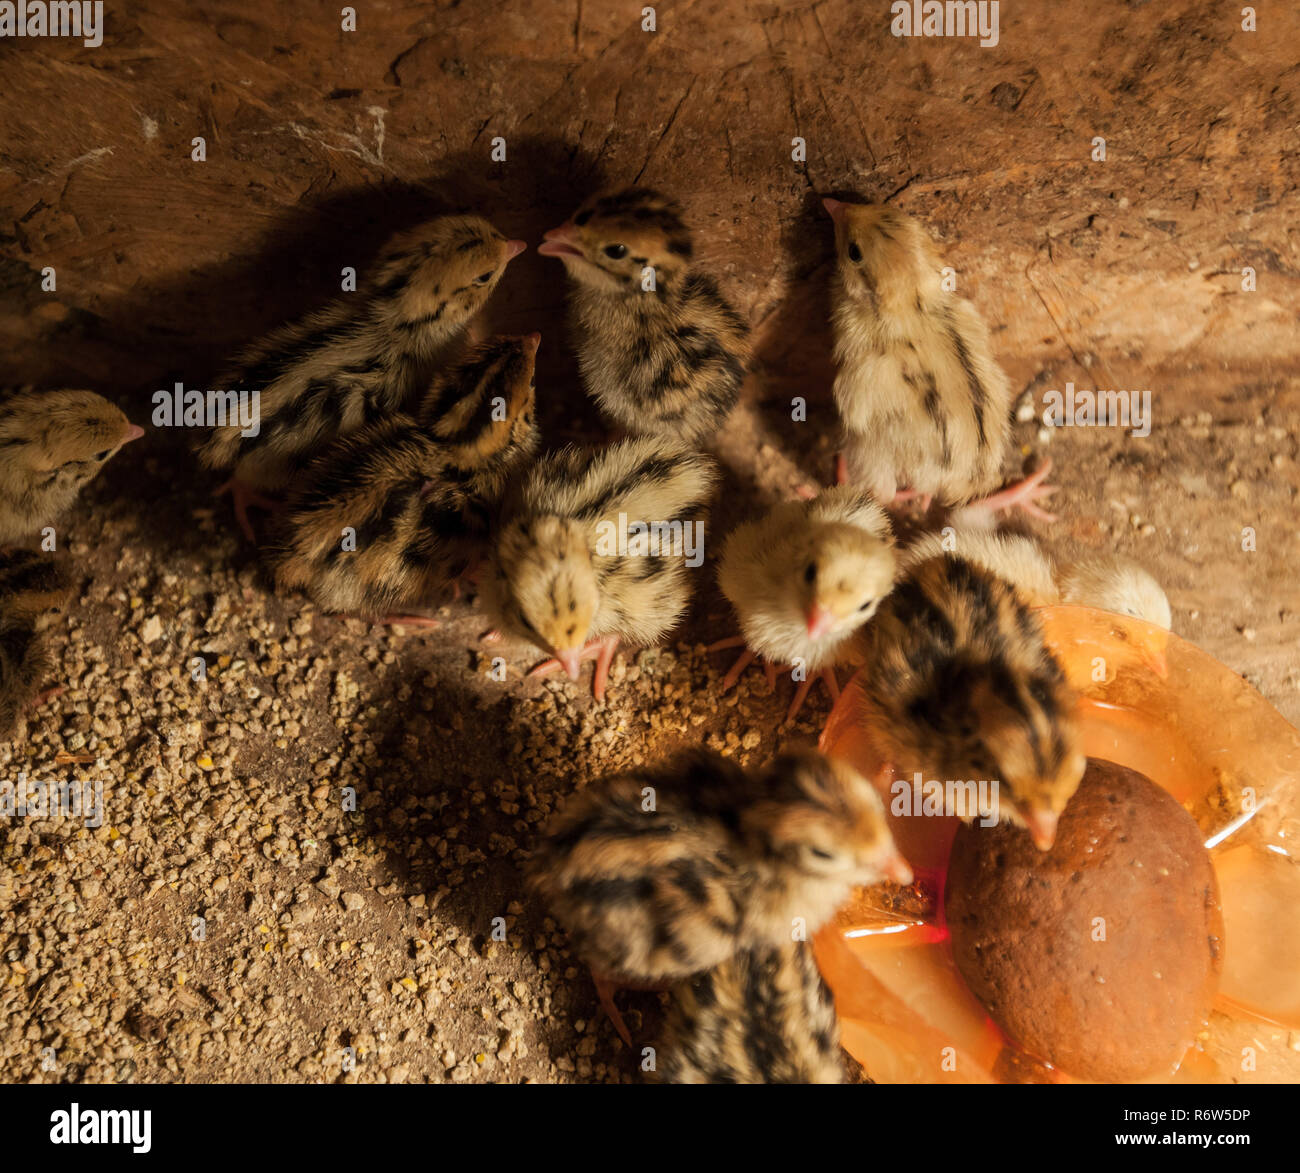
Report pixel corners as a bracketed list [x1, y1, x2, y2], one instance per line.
[816, 604, 1300, 1084]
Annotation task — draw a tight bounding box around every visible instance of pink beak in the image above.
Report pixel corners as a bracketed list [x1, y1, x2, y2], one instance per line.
[537, 222, 583, 259]
[822, 196, 845, 222]
[504, 239, 527, 260]
[806, 603, 836, 640]
[123, 423, 146, 443]
[1025, 810, 1059, 852]
[882, 851, 913, 886]
[523, 331, 541, 353]
[557, 648, 583, 682]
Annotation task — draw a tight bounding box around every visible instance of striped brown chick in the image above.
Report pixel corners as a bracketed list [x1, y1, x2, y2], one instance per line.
[0, 389, 144, 544]
[526, 748, 910, 1045]
[482, 434, 716, 699]
[199, 215, 526, 540]
[658, 942, 844, 1084]
[267, 334, 540, 624]
[0, 549, 73, 738]
[825, 199, 1055, 520]
[855, 553, 1086, 851]
[538, 187, 750, 445]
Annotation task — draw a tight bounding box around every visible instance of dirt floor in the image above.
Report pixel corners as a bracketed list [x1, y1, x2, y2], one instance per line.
[1, 1, 1298, 1084]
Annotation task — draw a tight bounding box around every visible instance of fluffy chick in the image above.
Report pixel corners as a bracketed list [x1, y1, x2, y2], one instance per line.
[715, 486, 897, 721]
[527, 748, 910, 1044]
[0, 550, 73, 737]
[856, 554, 1086, 850]
[483, 435, 716, 699]
[825, 199, 1054, 519]
[538, 187, 750, 444]
[0, 389, 144, 543]
[903, 529, 1171, 627]
[658, 941, 844, 1084]
[269, 334, 540, 622]
[199, 215, 526, 537]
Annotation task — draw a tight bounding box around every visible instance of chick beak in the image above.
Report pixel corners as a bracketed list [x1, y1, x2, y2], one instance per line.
[123, 424, 146, 444]
[881, 850, 913, 886]
[504, 239, 528, 260]
[523, 331, 541, 354]
[806, 603, 836, 640]
[557, 648, 583, 682]
[1138, 637, 1169, 680]
[1024, 809, 1060, 852]
[822, 196, 845, 223]
[537, 223, 583, 259]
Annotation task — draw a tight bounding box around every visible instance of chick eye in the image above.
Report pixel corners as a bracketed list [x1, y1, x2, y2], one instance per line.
[574, 210, 592, 226]
[848, 242, 863, 263]
[472, 270, 496, 285]
[92, 449, 111, 461]
[809, 847, 834, 861]
[857, 597, 875, 612]
[603, 243, 628, 260]
[804, 562, 817, 584]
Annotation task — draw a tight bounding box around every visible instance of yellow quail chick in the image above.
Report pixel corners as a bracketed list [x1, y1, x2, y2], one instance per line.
[714, 486, 897, 721]
[268, 334, 540, 623]
[658, 941, 844, 1084]
[0, 549, 73, 738]
[199, 216, 526, 540]
[903, 528, 1171, 674]
[538, 188, 750, 444]
[483, 435, 716, 699]
[0, 389, 144, 544]
[856, 554, 1087, 850]
[527, 748, 910, 1044]
[824, 199, 1055, 520]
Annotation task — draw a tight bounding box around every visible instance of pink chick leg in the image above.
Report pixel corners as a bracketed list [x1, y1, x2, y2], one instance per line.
[214, 477, 283, 543]
[835, 453, 850, 486]
[375, 614, 440, 629]
[591, 971, 634, 1048]
[963, 458, 1058, 522]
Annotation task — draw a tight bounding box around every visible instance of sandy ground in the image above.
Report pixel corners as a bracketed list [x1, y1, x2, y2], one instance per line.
[1, 0, 1298, 1084]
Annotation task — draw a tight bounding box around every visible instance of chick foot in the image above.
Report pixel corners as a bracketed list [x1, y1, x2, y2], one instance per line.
[590, 969, 668, 1048]
[214, 477, 283, 543]
[709, 639, 778, 692]
[530, 635, 622, 700]
[962, 458, 1057, 523]
[785, 668, 840, 725]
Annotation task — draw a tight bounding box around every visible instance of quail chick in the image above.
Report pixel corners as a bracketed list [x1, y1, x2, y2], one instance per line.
[0, 389, 144, 544]
[538, 188, 750, 444]
[0, 549, 73, 737]
[527, 748, 910, 1044]
[714, 486, 897, 721]
[903, 529, 1171, 628]
[269, 334, 540, 623]
[856, 554, 1087, 851]
[483, 435, 717, 699]
[199, 216, 527, 539]
[658, 941, 844, 1084]
[824, 199, 1055, 520]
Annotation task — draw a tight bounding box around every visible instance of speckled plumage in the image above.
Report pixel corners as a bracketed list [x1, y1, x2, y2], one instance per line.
[903, 529, 1171, 629]
[658, 942, 844, 1084]
[0, 550, 72, 737]
[856, 554, 1086, 848]
[0, 389, 144, 543]
[826, 201, 1012, 505]
[527, 748, 909, 989]
[539, 188, 749, 444]
[198, 215, 525, 494]
[268, 335, 539, 619]
[483, 435, 716, 694]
